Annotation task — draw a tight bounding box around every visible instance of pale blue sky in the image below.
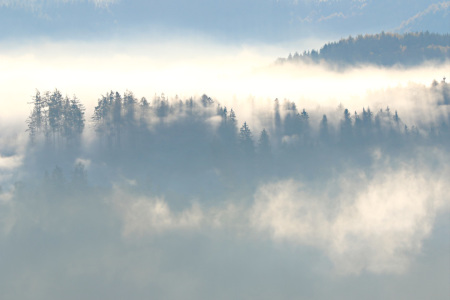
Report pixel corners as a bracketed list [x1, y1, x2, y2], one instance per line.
[0, 0, 448, 43]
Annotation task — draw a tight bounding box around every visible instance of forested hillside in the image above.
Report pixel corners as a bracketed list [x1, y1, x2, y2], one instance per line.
[1, 81, 449, 299]
[279, 32, 450, 67]
[21, 81, 450, 199]
[3, 0, 450, 298]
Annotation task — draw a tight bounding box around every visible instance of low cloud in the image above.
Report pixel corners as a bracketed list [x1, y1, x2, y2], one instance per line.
[0, 190, 15, 236]
[112, 190, 204, 237]
[251, 163, 450, 274]
[108, 155, 450, 276]
[1, 39, 448, 129]
[112, 186, 248, 239]
[0, 155, 22, 171]
[0, 38, 449, 294]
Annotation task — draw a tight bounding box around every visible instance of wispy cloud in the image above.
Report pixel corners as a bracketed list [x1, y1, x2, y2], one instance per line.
[297, 0, 366, 24]
[113, 192, 204, 237]
[251, 164, 450, 274]
[112, 185, 248, 238]
[317, 12, 347, 22]
[110, 155, 450, 275]
[298, 11, 317, 23]
[396, 1, 450, 31]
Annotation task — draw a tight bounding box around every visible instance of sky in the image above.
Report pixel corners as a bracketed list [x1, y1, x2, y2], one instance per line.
[1, 1, 450, 300]
[0, 0, 448, 43]
[0, 0, 448, 119]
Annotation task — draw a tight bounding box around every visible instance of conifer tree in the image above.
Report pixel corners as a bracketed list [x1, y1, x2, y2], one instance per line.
[27, 90, 45, 142]
[239, 122, 255, 156]
[257, 129, 271, 157]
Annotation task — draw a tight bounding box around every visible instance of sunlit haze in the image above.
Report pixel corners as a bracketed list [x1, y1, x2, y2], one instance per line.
[1, 1, 449, 300]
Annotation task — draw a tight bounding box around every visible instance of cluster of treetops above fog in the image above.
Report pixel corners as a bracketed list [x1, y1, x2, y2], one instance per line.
[279, 32, 450, 67]
[19, 81, 450, 191]
[27, 81, 450, 156]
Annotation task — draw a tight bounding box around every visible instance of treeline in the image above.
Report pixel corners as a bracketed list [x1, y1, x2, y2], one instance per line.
[279, 32, 450, 67]
[27, 90, 85, 147]
[24, 82, 450, 195]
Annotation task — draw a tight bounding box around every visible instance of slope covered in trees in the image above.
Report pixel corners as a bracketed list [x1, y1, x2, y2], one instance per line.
[279, 32, 450, 67]
[1, 83, 449, 299]
[27, 90, 85, 147]
[21, 82, 450, 200]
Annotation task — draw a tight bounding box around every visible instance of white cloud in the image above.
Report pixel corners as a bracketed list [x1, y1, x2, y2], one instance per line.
[2, 39, 448, 128]
[317, 12, 347, 22]
[74, 158, 91, 169]
[112, 186, 247, 238]
[0, 189, 17, 236]
[110, 153, 450, 276]
[396, 1, 450, 31]
[112, 190, 204, 237]
[0, 155, 22, 171]
[251, 164, 450, 274]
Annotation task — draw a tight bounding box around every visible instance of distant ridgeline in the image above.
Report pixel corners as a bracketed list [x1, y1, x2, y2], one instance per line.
[279, 32, 450, 67]
[23, 82, 450, 192]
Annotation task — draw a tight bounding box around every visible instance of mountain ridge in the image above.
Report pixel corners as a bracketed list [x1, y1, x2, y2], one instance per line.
[279, 32, 450, 67]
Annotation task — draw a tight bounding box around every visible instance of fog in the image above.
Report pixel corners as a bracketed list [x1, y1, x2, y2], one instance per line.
[1, 40, 448, 119]
[0, 39, 449, 299]
[252, 163, 450, 274]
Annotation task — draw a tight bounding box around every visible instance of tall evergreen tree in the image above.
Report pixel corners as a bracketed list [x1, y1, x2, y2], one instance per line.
[257, 129, 271, 157]
[239, 122, 255, 156]
[319, 114, 330, 143]
[27, 90, 46, 142]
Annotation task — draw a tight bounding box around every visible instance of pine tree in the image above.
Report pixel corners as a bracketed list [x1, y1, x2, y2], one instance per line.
[340, 108, 353, 143]
[47, 90, 64, 145]
[27, 90, 45, 142]
[319, 114, 329, 142]
[239, 122, 255, 155]
[70, 96, 85, 138]
[274, 98, 281, 139]
[257, 129, 271, 156]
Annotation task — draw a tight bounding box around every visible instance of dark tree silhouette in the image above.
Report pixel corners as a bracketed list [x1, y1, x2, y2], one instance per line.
[28, 89, 85, 148]
[280, 32, 450, 67]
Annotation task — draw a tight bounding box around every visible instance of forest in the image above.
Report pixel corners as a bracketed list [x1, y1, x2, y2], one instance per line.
[279, 32, 450, 67]
[0, 78, 449, 300]
[18, 79, 450, 205]
[2, 0, 450, 297]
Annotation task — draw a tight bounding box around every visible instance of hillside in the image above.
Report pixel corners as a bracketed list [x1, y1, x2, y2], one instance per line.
[279, 32, 450, 67]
